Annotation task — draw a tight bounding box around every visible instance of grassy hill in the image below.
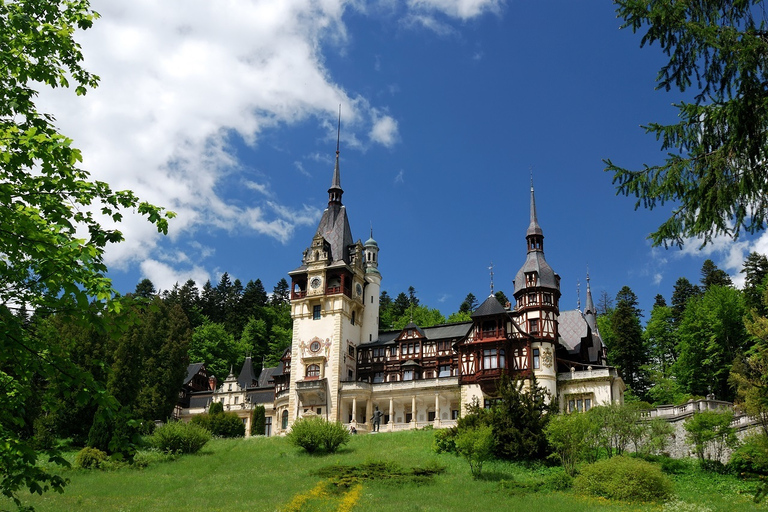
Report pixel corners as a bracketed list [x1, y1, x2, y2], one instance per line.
[3, 429, 763, 512]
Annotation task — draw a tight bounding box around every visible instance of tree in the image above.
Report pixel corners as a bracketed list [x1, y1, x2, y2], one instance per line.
[188, 322, 247, 381]
[607, 1, 768, 247]
[494, 290, 510, 308]
[251, 405, 266, 436]
[271, 278, 290, 306]
[674, 285, 748, 400]
[700, 259, 732, 290]
[0, 0, 172, 506]
[454, 425, 494, 479]
[742, 252, 768, 315]
[392, 305, 446, 330]
[597, 290, 614, 316]
[671, 277, 701, 326]
[459, 293, 478, 313]
[684, 409, 738, 464]
[134, 278, 156, 298]
[644, 302, 677, 374]
[545, 412, 592, 476]
[606, 286, 649, 397]
[407, 286, 419, 307]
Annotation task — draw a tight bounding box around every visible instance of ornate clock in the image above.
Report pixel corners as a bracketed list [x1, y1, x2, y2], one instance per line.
[310, 277, 322, 289]
[355, 283, 363, 297]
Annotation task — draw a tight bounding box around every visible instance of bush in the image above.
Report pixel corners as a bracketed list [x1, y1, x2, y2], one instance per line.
[728, 433, 768, 478]
[208, 401, 224, 415]
[151, 421, 211, 454]
[574, 455, 673, 502]
[455, 425, 494, 479]
[287, 417, 350, 454]
[190, 411, 245, 438]
[75, 447, 108, 469]
[251, 405, 266, 436]
[433, 427, 457, 454]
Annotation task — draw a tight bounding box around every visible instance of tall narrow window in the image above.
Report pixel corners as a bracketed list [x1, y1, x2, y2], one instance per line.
[533, 348, 540, 369]
[313, 305, 321, 320]
[483, 349, 498, 369]
[529, 318, 539, 334]
[351, 311, 356, 325]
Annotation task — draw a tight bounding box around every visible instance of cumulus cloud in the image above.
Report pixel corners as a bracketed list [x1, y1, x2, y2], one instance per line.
[33, 0, 500, 282]
[140, 259, 211, 293]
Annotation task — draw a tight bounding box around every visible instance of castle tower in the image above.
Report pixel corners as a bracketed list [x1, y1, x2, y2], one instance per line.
[285, 127, 376, 427]
[512, 183, 560, 398]
[361, 230, 381, 344]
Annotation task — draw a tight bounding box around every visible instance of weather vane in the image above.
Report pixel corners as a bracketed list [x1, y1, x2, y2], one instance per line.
[489, 262, 494, 296]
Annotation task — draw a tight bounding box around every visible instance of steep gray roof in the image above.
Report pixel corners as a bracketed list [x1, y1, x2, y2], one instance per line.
[184, 363, 205, 386]
[527, 185, 543, 236]
[558, 310, 588, 354]
[257, 366, 279, 387]
[472, 296, 507, 318]
[237, 357, 258, 390]
[514, 251, 559, 294]
[315, 205, 353, 263]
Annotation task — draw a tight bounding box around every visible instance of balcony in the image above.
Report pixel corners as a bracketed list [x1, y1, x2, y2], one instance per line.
[296, 378, 327, 404]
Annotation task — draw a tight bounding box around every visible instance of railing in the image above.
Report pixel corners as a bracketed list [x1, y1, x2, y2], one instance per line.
[291, 291, 307, 299]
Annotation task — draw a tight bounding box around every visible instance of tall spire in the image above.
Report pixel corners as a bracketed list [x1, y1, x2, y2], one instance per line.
[526, 176, 544, 253]
[584, 270, 595, 314]
[328, 105, 343, 206]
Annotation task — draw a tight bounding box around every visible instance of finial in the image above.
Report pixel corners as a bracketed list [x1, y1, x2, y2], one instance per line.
[577, 279, 581, 311]
[489, 262, 495, 296]
[336, 104, 341, 155]
[370, 222, 373, 239]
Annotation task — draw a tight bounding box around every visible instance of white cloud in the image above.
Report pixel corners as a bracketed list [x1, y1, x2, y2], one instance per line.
[32, 0, 498, 280]
[370, 111, 400, 147]
[140, 259, 211, 293]
[408, 0, 504, 19]
[402, 13, 458, 36]
[395, 170, 405, 184]
[675, 230, 768, 288]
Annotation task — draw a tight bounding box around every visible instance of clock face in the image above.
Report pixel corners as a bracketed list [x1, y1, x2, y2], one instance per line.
[310, 277, 322, 289]
[310, 340, 321, 352]
[356, 283, 363, 296]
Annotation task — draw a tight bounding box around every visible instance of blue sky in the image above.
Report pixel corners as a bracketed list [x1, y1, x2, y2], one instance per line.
[40, 0, 768, 317]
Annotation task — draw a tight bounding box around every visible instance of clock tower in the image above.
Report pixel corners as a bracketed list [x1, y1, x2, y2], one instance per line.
[285, 136, 380, 427]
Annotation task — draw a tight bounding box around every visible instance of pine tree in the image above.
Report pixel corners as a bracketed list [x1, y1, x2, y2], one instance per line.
[741, 252, 768, 315]
[700, 259, 732, 290]
[671, 277, 701, 326]
[607, 286, 649, 398]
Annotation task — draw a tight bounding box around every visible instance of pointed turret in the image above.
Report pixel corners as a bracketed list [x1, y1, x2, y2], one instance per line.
[514, 183, 559, 295]
[584, 273, 597, 332]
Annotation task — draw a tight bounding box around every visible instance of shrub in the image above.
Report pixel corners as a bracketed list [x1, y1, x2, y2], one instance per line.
[251, 405, 266, 436]
[288, 417, 349, 454]
[684, 410, 738, 464]
[75, 447, 108, 469]
[544, 412, 591, 476]
[208, 401, 224, 415]
[190, 411, 245, 438]
[454, 425, 494, 479]
[151, 421, 211, 454]
[728, 433, 768, 478]
[433, 427, 457, 454]
[574, 455, 673, 502]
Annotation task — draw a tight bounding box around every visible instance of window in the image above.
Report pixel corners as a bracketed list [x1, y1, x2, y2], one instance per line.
[265, 417, 272, 436]
[428, 411, 436, 421]
[373, 372, 384, 383]
[403, 370, 414, 381]
[452, 410, 459, 420]
[528, 292, 538, 305]
[438, 365, 451, 378]
[281, 410, 288, 430]
[543, 293, 552, 305]
[585, 398, 592, 411]
[313, 305, 321, 320]
[348, 345, 354, 356]
[484, 398, 501, 409]
[317, 408, 322, 415]
[529, 318, 539, 334]
[351, 311, 356, 325]
[533, 348, 540, 369]
[567, 394, 594, 413]
[499, 349, 506, 369]
[234, 396, 239, 405]
[389, 347, 398, 357]
[228, 384, 232, 391]
[306, 364, 320, 378]
[483, 349, 498, 369]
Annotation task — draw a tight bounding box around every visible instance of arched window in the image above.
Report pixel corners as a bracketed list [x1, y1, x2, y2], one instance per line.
[281, 410, 288, 430]
[306, 364, 320, 378]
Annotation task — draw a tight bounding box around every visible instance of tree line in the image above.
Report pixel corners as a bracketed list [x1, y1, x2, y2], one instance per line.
[598, 253, 768, 423]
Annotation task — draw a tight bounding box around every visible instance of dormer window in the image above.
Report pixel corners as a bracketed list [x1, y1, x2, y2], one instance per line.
[526, 273, 537, 286]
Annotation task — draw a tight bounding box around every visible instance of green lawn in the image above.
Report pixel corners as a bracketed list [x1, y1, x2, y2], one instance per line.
[3, 430, 764, 512]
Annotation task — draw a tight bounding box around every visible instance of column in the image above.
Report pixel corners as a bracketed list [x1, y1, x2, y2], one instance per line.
[351, 397, 357, 425]
[411, 396, 417, 429]
[388, 398, 394, 432]
[434, 393, 440, 427]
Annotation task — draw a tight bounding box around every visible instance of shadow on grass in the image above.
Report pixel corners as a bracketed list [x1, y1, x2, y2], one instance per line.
[477, 470, 515, 482]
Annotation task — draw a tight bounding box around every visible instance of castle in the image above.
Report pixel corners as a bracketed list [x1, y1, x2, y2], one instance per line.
[180, 144, 625, 435]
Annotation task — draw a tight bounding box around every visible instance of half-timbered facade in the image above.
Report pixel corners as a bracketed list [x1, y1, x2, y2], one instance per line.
[180, 141, 625, 433]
